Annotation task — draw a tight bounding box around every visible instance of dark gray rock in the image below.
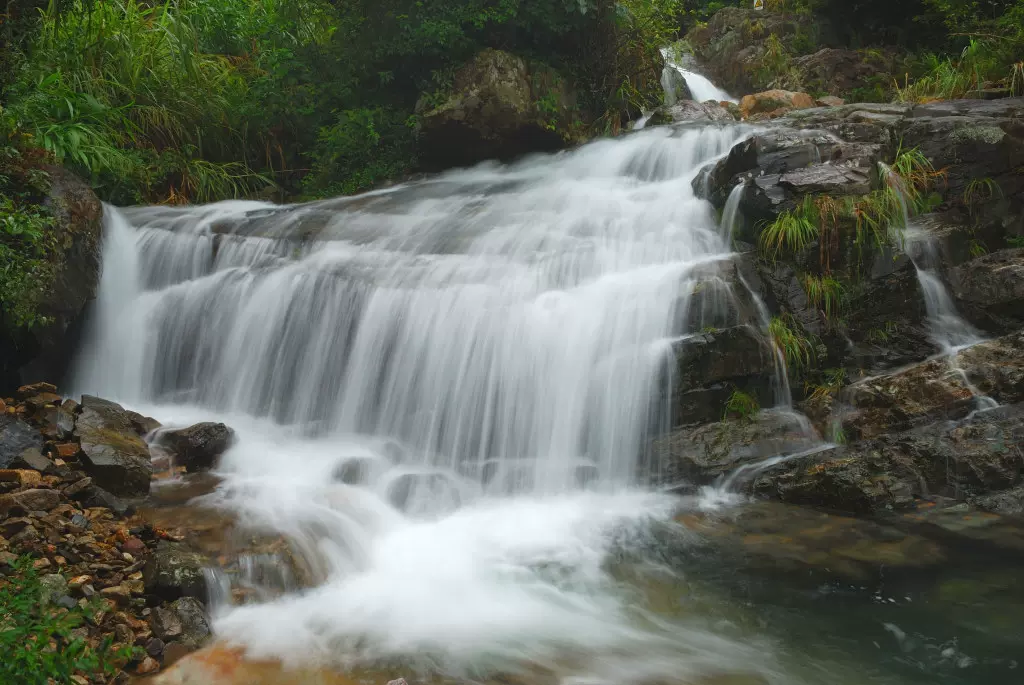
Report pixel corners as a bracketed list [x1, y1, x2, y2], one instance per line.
[651, 410, 819, 487]
[170, 596, 211, 648]
[144, 541, 210, 601]
[650, 100, 735, 125]
[149, 605, 183, 641]
[75, 395, 152, 496]
[952, 248, 1024, 334]
[970, 486, 1024, 517]
[0, 414, 44, 469]
[159, 422, 235, 472]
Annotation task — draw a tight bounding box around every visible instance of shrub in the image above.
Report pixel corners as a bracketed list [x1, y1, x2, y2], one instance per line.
[723, 388, 760, 421]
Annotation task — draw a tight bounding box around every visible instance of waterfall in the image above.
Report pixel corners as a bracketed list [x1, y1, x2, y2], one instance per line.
[70, 123, 809, 679]
[660, 48, 738, 104]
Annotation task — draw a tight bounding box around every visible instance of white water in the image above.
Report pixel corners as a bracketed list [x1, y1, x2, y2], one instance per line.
[661, 48, 738, 104]
[72, 125, 834, 681]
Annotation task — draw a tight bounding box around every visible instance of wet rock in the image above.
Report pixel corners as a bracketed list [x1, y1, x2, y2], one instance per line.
[419, 49, 572, 170]
[171, 596, 212, 648]
[951, 248, 1024, 334]
[146, 637, 166, 657]
[660, 62, 692, 105]
[815, 96, 845, 107]
[150, 605, 183, 641]
[18, 381, 58, 397]
[0, 414, 44, 469]
[650, 100, 736, 125]
[126, 410, 161, 437]
[14, 447, 59, 474]
[13, 488, 61, 512]
[331, 456, 374, 485]
[652, 410, 820, 487]
[159, 422, 235, 472]
[76, 395, 152, 496]
[56, 399, 77, 439]
[970, 487, 1024, 516]
[840, 330, 1024, 440]
[670, 325, 775, 427]
[387, 472, 461, 514]
[739, 90, 814, 120]
[144, 541, 210, 601]
[794, 48, 899, 98]
[755, 404, 1024, 514]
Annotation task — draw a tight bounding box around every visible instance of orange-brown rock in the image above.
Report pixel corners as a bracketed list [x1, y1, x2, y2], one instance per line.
[151, 644, 376, 685]
[739, 89, 814, 119]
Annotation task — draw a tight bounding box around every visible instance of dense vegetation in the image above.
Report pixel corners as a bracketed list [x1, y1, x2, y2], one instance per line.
[1, 0, 1022, 338]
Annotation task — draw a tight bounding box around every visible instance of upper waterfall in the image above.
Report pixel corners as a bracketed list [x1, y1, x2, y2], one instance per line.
[74, 124, 753, 494]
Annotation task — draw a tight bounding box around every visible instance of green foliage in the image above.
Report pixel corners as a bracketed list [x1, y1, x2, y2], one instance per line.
[758, 196, 819, 260]
[768, 315, 815, 370]
[867, 320, 899, 343]
[801, 274, 846, 320]
[0, 557, 132, 684]
[723, 388, 760, 421]
[1008, 235, 1024, 248]
[805, 367, 847, 403]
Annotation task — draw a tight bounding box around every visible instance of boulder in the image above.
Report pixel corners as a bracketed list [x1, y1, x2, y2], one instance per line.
[170, 596, 212, 648]
[0, 415, 45, 469]
[815, 96, 846, 107]
[386, 472, 461, 515]
[75, 395, 152, 496]
[739, 90, 815, 120]
[144, 541, 211, 601]
[649, 100, 735, 126]
[794, 48, 899, 98]
[651, 410, 820, 488]
[1, 166, 103, 387]
[159, 422, 235, 472]
[669, 325, 776, 427]
[660, 63, 692, 105]
[951, 248, 1024, 334]
[418, 49, 574, 169]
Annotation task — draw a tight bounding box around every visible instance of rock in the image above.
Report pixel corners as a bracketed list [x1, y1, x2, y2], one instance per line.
[650, 100, 736, 125]
[171, 596, 212, 648]
[125, 410, 161, 437]
[56, 399, 77, 439]
[815, 96, 846, 107]
[18, 381, 57, 397]
[39, 573, 69, 608]
[159, 422, 235, 472]
[970, 487, 1024, 516]
[387, 472, 461, 514]
[144, 541, 210, 601]
[0, 414, 44, 469]
[651, 410, 820, 487]
[0, 469, 42, 487]
[137, 656, 161, 675]
[2, 167, 103, 386]
[794, 48, 898, 98]
[739, 90, 814, 120]
[418, 49, 573, 170]
[150, 605, 183, 641]
[840, 329, 1024, 440]
[669, 325, 776, 427]
[146, 637, 166, 657]
[660, 62, 692, 105]
[14, 447, 59, 474]
[75, 395, 152, 496]
[754, 403, 1024, 514]
[14, 488, 61, 512]
[952, 248, 1024, 334]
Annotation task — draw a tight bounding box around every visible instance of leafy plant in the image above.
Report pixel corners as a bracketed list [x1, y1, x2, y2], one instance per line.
[1008, 235, 1024, 249]
[802, 274, 846, 321]
[806, 367, 847, 403]
[0, 557, 132, 684]
[723, 388, 760, 422]
[768, 315, 814, 370]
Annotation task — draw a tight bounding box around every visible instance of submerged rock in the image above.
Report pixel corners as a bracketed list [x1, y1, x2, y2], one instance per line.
[75, 395, 152, 496]
[160, 422, 235, 472]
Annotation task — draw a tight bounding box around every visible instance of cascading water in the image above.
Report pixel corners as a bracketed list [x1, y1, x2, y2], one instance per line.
[74, 124, 827, 682]
[881, 164, 998, 411]
[660, 48, 738, 104]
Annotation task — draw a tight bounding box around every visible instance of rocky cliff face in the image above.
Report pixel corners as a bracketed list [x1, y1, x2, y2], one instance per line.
[1, 166, 103, 391]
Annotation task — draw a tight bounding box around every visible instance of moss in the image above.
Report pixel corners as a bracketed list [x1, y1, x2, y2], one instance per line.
[950, 125, 1006, 145]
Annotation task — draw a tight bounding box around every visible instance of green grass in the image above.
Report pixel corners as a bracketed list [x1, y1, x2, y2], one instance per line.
[768, 315, 815, 371]
[758, 195, 819, 260]
[806, 367, 847, 403]
[0, 557, 133, 684]
[723, 388, 760, 422]
[802, 274, 846, 321]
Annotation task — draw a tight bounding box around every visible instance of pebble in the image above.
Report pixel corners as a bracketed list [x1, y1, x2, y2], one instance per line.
[146, 637, 165, 657]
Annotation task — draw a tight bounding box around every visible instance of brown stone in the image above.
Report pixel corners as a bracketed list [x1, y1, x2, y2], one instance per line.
[152, 644, 378, 685]
[15, 488, 62, 512]
[18, 382, 58, 398]
[137, 656, 161, 675]
[55, 442, 81, 459]
[739, 89, 814, 119]
[100, 584, 132, 604]
[815, 95, 846, 107]
[122, 537, 146, 554]
[0, 469, 42, 487]
[25, 392, 63, 411]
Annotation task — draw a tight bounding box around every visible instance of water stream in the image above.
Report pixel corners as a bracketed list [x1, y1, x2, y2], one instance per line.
[70, 122, 1023, 685]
